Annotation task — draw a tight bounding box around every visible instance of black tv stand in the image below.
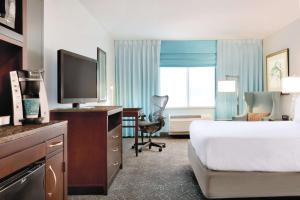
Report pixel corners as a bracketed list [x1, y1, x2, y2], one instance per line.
[72, 103, 80, 109]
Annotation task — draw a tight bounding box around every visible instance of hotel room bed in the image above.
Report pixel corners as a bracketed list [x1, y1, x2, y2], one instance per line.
[188, 98, 300, 199]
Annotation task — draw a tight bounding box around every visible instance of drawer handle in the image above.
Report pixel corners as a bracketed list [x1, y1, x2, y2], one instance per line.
[112, 135, 119, 139]
[113, 162, 119, 166]
[48, 165, 57, 197]
[49, 141, 63, 148]
[112, 148, 119, 152]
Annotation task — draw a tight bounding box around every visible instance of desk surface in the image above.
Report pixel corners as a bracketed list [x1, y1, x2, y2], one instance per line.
[51, 106, 123, 115]
[123, 108, 142, 116]
[123, 108, 142, 112]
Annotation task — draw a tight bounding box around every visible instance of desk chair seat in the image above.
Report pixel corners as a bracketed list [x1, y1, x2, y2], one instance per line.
[134, 95, 169, 152]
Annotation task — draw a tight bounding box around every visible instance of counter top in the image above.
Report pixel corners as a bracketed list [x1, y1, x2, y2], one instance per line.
[51, 106, 123, 115]
[0, 121, 67, 144]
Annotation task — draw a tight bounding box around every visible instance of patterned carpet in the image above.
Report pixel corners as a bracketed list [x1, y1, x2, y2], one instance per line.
[69, 138, 300, 200]
[69, 137, 202, 200]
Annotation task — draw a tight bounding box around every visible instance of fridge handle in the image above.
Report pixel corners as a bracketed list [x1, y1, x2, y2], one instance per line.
[47, 165, 57, 198]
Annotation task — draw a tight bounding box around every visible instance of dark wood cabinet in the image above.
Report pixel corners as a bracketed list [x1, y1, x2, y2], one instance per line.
[0, 0, 27, 117]
[0, 1, 66, 199]
[46, 151, 64, 200]
[51, 106, 123, 195]
[0, 121, 68, 200]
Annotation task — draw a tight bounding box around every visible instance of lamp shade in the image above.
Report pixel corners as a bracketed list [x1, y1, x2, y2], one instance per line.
[218, 80, 236, 93]
[281, 77, 300, 94]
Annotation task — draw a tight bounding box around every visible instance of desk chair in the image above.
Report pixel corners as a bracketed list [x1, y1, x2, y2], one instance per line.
[137, 95, 169, 152]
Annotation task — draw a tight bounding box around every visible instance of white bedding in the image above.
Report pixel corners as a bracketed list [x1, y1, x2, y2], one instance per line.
[190, 120, 300, 172]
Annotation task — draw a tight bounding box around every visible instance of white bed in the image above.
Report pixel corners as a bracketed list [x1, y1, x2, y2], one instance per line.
[190, 120, 300, 172]
[188, 97, 300, 198]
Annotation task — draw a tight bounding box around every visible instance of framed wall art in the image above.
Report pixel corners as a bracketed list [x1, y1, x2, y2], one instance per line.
[266, 49, 289, 92]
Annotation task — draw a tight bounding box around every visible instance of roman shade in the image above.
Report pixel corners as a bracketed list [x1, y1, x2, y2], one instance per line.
[160, 40, 217, 67]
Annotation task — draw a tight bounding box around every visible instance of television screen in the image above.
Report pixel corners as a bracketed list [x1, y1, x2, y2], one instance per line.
[58, 50, 99, 105]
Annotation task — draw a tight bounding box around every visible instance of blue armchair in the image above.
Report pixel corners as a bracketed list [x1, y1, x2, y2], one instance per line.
[233, 92, 281, 121]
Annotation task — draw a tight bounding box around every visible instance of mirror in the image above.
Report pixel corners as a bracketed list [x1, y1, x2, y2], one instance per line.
[26, 0, 44, 71]
[97, 47, 107, 102]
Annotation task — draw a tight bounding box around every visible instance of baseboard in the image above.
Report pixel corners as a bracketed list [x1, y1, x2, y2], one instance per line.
[68, 186, 106, 195]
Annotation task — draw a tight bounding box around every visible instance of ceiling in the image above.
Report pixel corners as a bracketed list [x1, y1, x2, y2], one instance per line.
[79, 0, 300, 40]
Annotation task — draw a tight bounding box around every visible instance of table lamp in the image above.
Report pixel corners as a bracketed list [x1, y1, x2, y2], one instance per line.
[281, 76, 300, 119]
[218, 80, 236, 93]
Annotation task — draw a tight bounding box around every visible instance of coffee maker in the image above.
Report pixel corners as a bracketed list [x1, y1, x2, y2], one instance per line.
[10, 70, 49, 125]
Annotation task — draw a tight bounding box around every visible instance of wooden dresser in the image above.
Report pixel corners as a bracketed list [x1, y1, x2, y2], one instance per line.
[50, 106, 123, 195]
[0, 121, 68, 200]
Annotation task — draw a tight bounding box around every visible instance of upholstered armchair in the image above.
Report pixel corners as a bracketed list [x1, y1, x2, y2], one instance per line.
[233, 92, 281, 121]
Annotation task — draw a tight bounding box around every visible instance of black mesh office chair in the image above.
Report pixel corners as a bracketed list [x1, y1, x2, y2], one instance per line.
[137, 95, 169, 152]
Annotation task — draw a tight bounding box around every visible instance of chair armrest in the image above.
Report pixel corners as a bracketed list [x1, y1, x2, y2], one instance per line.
[262, 116, 273, 121]
[232, 114, 247, 121]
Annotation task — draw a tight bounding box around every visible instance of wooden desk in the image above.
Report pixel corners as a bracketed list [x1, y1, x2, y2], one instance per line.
[122, 108, 142, 156]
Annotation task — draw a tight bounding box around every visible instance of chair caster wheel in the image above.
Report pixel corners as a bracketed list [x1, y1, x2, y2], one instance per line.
[131, 145, 135, 149]
[139, 149, 142, 153]
[159, 148, 162, 152]
[162, 144, 166, 148]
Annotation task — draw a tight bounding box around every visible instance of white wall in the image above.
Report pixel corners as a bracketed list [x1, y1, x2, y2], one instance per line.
[44, 0, 115, 109]
[263, 18, 300, 115]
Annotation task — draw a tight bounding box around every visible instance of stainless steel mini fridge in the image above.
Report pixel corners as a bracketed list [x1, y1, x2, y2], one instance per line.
[0, 162, 45, 200]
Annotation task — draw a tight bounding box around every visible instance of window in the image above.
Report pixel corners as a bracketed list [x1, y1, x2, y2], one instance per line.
[160, 67, 215, 108]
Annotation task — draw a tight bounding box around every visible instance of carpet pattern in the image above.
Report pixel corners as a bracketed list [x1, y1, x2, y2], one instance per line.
[69, 138, 203, 200]
[69, 138, 300, 200]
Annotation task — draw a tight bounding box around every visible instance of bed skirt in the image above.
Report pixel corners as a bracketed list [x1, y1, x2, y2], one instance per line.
[188, 140, 300, 199]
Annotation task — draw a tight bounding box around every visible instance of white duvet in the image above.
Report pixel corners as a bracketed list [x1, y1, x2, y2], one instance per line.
[190, 120, 300, 172]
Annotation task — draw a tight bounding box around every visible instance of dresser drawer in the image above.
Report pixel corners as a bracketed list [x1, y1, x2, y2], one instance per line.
[46, 135, 63, 154]
[0, 143, 46, 179]
[107, 125, 122, 183]
[107, 145, 121, 183]
[107, 125, 122, 148]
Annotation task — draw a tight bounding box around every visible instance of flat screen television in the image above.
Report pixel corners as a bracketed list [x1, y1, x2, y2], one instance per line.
[57, 49, 99, 108]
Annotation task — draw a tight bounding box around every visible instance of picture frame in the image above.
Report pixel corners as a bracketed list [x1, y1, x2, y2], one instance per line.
[266, 49, 289, 92]
[97, 47, 107, 102]
[0, 0, 16, 30]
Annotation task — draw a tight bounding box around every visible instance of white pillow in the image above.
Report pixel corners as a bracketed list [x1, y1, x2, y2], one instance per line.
[293, 96, 300, 122]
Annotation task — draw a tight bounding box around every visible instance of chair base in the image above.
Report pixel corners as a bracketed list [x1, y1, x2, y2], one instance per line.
[132, 139, 166, 152]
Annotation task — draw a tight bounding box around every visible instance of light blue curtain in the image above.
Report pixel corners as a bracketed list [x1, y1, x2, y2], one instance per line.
[115, 40, 161, 137]
[160, 40, 217, 67]
[216, 39, 263, 120]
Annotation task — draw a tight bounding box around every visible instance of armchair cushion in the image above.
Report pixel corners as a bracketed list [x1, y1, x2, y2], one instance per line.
[247, 113, 269, 121]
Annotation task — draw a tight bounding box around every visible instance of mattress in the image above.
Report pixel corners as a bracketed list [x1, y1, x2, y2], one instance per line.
[190, 120, 300, 172]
